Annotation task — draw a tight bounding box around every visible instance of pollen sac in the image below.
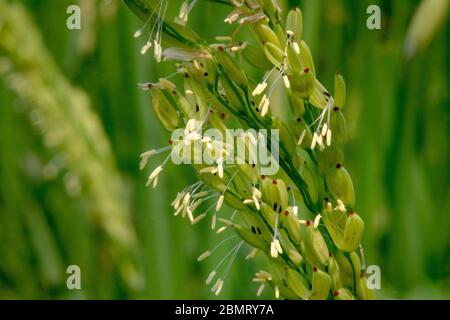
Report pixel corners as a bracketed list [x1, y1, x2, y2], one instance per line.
[325, 165, 355, 207]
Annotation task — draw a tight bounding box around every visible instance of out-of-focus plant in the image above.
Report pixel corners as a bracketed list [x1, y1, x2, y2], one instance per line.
[0, 0, 141, 292]
[128, 0, 374, 299]
[404, 0, 448, 59]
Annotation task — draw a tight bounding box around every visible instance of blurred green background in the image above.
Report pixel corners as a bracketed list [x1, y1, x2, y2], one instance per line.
[0, 0, 448, 299]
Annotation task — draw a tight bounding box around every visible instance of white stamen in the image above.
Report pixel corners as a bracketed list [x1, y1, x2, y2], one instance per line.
[313, 214, 321, 228]
[293, 205, 298, 217]
[154, 40, 162, 62]
[257, 283, 266, 296]
[270, 239, 283, 258]
[283, 75, 291, 89]
[152, 175, 159, 188]
[217, 161, 224, 178]
[186, 206, 194, 222]
[140, 41, 152, 55]
[183, 192, 191, 205]
[274, 286, 280, 299]
[225, 13, 239, 24]
[173, 192, 185, 210]
[326, 201, 333, 211]
[335, 199, 346, 212]
[216, 195, 224, 211]
[297, 129, 306, 146]
[199, 167, 218, 174]
[206, 270, 216, 285]
[197, 250, 211, 262]
[275, 239, 282, 254]
[326, 129, 332, 146]
[270, 241, 277, 258]
[317, 134, 325, 150]
[192, 213, 206, 224]
[211, 213, 217, 229]
[321, 123, 328, 136]
[252, 82, 267, 96]
[216, 226, 227, 234]
[177, 1, 189, 25]
[293, 41, 300, 54]
[261, 98, 270, 117]
[214, 279, 224, 296]
[252, 195, 260, 210]
[310, 132, 318, 150]
[246, 248, 258, 260]
[146, 165, 163, 186]
[134, 29, 143, 38]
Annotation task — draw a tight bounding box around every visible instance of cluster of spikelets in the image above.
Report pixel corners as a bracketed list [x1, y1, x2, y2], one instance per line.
[127, 0, 374, 300]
